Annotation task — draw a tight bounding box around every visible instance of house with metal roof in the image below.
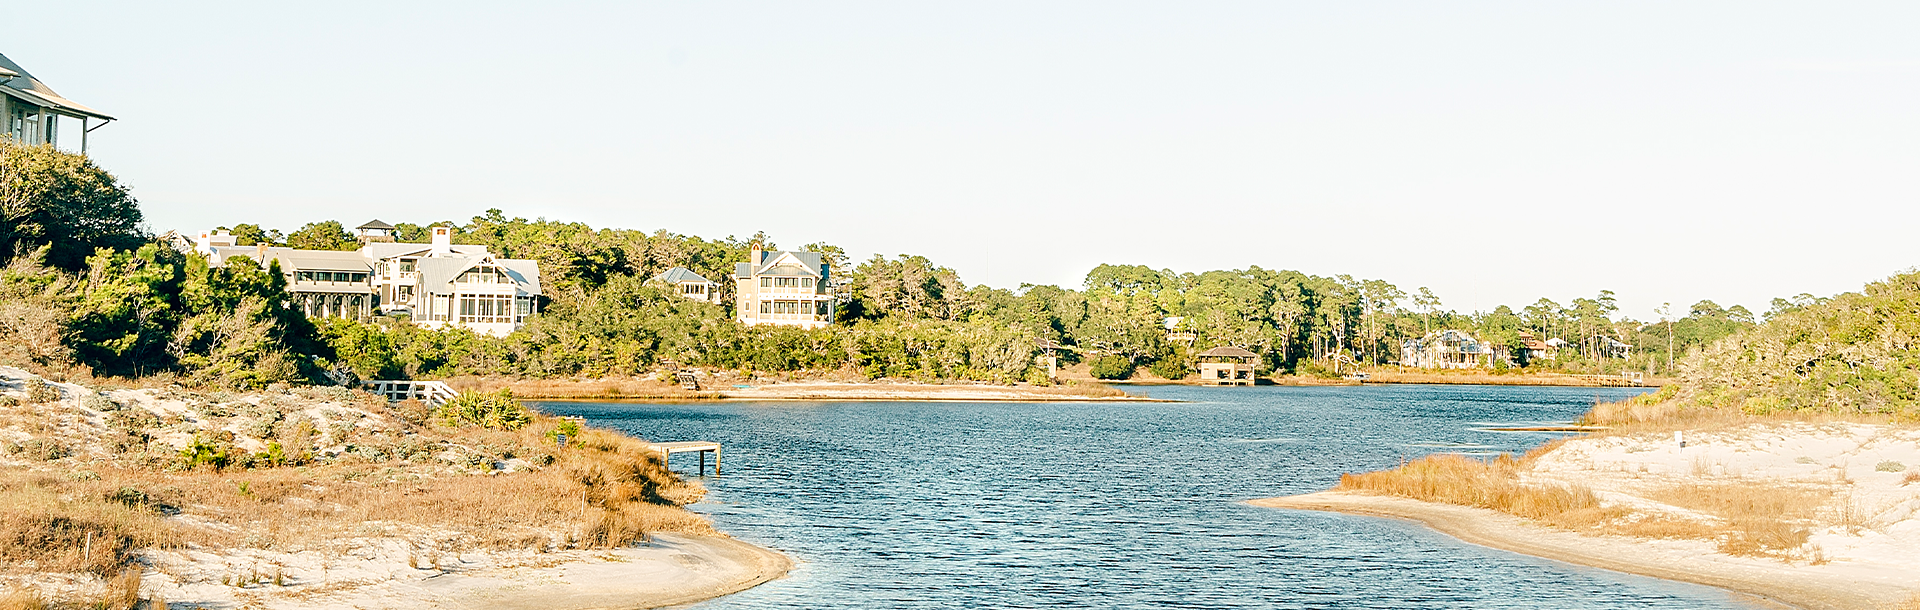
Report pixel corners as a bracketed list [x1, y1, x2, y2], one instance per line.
[734, 243, 833, 329]
[189, 224, 542, 336]
[649, 267, 719, 304]
[1, 52, 111, 153]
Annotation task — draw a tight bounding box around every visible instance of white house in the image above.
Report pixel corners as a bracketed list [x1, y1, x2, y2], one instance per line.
[1, 52, 112, 153]
[191, 224, 541, 336]
[734, 243, 833, 329]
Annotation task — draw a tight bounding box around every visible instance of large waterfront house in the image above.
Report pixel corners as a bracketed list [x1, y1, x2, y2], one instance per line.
[191, 224, 541, 336]
[734, 244, 833, 329]
[1400, 329, 1505, 369]
[1, 52, 111, 153]
[649, 267, 720, 304]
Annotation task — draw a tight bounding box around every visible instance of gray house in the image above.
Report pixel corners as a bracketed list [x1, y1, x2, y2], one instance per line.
[734, 243, 833, 329]
[1, 52, 112, 152]
[649, 267, 719, 304]
[190, 224, 541, 336]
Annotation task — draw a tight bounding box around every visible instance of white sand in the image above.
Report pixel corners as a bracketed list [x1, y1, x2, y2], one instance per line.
[1254, 422, 1920, 610]
[141, 533, 789, 610]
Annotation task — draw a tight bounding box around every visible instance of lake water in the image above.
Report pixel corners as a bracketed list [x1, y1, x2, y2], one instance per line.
[532, 385, 1765, 609]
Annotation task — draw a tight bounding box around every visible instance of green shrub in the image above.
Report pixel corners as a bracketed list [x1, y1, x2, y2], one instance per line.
[435, 389, 531, 430]
[1877, 461, 1907, 473]
[83, 392, 120, 411]
[1088, 355, 1135, 380]
[1148, 357, 1189, 380]
[179, 435, 230, 470]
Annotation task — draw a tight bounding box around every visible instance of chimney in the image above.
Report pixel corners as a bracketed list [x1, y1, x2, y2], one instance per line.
[749, 242, 763, 266]
[431, 226, 452, 256]
[255, 242, 269, 262]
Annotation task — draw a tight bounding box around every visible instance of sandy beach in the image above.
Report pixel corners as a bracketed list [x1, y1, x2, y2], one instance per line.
[138, 533, 790, 610]
[1253, 422, 1920, 610]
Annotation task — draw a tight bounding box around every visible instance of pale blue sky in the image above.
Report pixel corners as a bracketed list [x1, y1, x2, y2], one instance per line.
[11, 1, 1920, 320]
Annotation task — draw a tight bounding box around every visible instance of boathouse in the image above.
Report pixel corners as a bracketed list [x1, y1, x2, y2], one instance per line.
[1196, 346, 1257, 386]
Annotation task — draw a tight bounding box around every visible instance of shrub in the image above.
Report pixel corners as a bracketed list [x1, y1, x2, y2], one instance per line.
[435, 389, 531, 430]
[82, 393, 120, 412]
[178, 435, 229, 470]
[1877, 461, 1907, 473]
[18, 439, 71, 461]
[1088, 355, 1134, 380]
[1147, 357, 1189, 381]
[25, 379, 60, 404]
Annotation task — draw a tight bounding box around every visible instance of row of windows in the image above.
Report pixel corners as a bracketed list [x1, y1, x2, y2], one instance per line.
[681, 283, 709, 294]
[458, 294, 522, 323]
[758, 300, 830, 315]
[758, 277, 815, 288]
[295, 271, 369, 283]
[457, 265, 507, 284]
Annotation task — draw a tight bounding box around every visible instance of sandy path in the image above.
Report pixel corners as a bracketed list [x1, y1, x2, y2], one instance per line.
[1250, 492, 1909, 610]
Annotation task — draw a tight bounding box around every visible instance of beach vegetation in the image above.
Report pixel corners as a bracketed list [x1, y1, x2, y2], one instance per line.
[1087, 355, 1134, 380]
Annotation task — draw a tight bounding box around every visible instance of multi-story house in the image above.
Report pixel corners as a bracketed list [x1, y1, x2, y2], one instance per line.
[1, 52, 112, 153]
[191, 224, 541, 336]
[734, 243, 833, 329]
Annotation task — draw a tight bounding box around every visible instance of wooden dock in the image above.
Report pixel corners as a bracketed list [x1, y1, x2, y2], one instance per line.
[647, 441, 721, 476]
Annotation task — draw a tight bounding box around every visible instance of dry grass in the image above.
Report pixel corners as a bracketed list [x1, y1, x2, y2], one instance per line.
[1335, 453, 1617, 529]
[1337, 450, 1852, 559]
[1889, 593, 1920, 610]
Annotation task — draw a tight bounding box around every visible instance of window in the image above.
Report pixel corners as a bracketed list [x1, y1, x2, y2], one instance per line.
[399, 260, 416, 273]
[759, 277, 771, 288]
[457, 294, 516, 323]
[457, 265, 503, 284]
[802, 278, 814, 288]
[759, 301, 770, 314]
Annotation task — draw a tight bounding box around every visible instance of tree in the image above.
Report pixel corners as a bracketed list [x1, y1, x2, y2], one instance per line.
[284, 221, 356, 251]
[0, 140, 144, 270]
[222, 223, 282, 246]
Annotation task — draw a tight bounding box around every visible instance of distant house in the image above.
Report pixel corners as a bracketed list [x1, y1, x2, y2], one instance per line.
[649, 267, 719, 304]
[734, 243, 833, 329]
[1588, 335, 1632, 359]
[1, 52, 112, 153]
[1196, 346, 1257, 385]
[1401, 329, 1503, 369]
[355, 219, 397, 244]
[197, 233, 379, 321]
[1519, 332, 1558, 361]
[190, 224, 542, 336]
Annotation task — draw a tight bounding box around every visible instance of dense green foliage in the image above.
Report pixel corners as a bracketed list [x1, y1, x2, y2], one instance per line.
[0, 147, 1765, 384]
[1677, 271, 1920, 419]
[0, 141, 144, 270]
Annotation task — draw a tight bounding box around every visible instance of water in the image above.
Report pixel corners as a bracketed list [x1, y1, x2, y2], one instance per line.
[532, 384, 1764, 609]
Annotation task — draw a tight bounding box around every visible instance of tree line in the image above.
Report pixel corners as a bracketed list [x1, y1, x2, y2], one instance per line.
[2, 140, 1767, 386]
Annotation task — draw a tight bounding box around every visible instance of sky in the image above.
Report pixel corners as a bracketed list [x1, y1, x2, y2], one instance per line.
[9, 1, 1920, 321]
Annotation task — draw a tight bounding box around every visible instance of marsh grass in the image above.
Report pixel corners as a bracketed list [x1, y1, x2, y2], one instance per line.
[1334, 451, 1617, 530]
[1339, 452, 1848, 558]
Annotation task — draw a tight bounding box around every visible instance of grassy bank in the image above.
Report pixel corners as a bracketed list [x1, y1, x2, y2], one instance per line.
[0, 366, 713, 607]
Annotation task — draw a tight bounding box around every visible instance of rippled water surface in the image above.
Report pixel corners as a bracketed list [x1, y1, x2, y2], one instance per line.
[533, 385, 1763, 609]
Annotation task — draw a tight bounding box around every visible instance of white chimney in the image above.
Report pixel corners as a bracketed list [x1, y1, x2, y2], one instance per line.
[431, 226, 452, 256]
[749, 242, 763, 266]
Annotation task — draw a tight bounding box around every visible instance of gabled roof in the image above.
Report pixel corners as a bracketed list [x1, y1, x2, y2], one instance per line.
[0, 52, 112, 120]
[1198, 346, 1258, 359]
[356, 219, 395, 230]
[749, 250, 824, 276]
[650, 267, 712, 284]
[498, 258, 541, 295]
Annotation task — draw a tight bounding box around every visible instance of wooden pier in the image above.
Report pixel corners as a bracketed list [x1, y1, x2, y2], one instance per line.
[647, 441, 721, 476]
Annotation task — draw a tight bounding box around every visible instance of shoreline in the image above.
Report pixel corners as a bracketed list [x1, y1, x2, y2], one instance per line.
[144, 533, 792, 609]
[1249, 492, 1907, 610]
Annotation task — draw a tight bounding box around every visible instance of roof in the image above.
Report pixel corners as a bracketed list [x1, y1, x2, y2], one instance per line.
[417, 258, 476, 294]
[498, 258, 542, 296]
[0, 53, 112, 120]
[209, 246, 368, 271]
[650, 267, 712, 284]
[360, 242, 487, 259]
[356, 219, 395, 230]
[1197, 346, 1258, 359]
[751, 250, 825, 276]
